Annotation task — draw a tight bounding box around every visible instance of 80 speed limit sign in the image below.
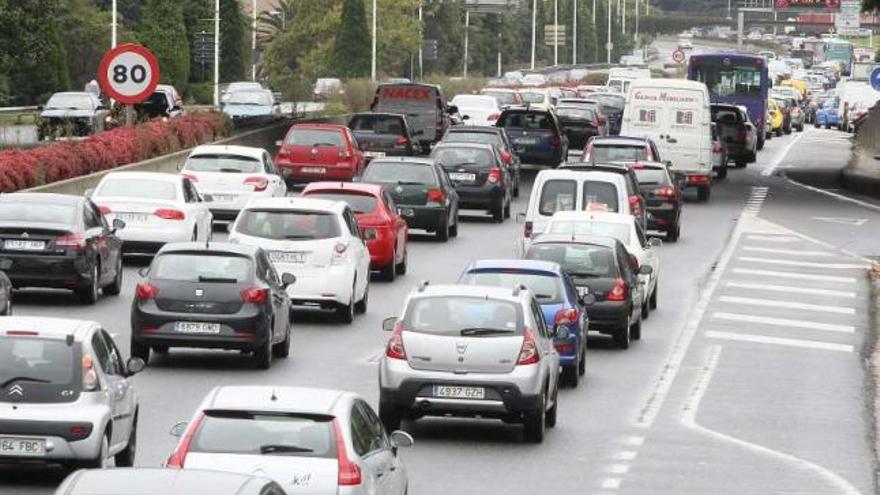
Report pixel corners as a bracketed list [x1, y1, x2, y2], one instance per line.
[98, 43, 160, 104]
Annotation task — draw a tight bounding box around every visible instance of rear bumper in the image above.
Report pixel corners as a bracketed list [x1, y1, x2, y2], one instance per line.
[366, 237, 396, 268]
[518, 149, 564, 167]
[131, 304, 271, 351]
[3, 254, 91, 289]
[397, 205, 446, 231]
[0, 417, 103, 462]
[456, 185, 504, 210]
[646, 205, 678, 231]
[278, 264, 356, 306]
[586, 302, 630, 334]
[276, 162, 358, 183]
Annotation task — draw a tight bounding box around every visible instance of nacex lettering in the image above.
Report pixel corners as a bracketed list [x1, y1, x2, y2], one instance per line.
[381, 88, 433, 100]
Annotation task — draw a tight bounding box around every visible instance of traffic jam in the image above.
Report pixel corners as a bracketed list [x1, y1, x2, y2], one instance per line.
[0, 34, 862, 495]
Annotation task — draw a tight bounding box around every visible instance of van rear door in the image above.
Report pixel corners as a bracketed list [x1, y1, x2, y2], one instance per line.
[373, 85, 441, 145]
[660, 91, 709, 174]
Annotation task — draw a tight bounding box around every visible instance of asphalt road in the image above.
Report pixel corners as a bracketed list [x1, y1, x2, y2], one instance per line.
[0, 123, 876, 494]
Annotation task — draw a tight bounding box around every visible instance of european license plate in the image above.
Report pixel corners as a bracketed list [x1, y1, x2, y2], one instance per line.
[364, 151, 386, 158]
[117, 213, 149, 223]
[0, 437, 46, 457]
[175, 322, 221, 334]
[515, 137, 538, 145]
[398, 208, 414, 217]
[269, 251, 306, 264]
[212, 194, 237, 203]
[4, 240, 45, 251]
[449, 172, 476, 182]
[302, 167, 326, 174]
[433, 385, 485, 400]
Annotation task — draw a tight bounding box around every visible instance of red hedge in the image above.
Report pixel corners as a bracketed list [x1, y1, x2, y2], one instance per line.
[0, 113, 231, 192]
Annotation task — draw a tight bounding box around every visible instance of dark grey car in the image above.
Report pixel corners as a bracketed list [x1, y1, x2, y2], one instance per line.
[441, 125, 522, 197]
[37, 92, 109, 141]
[348, 112, 420, 159]
[55, 468, 285, 495]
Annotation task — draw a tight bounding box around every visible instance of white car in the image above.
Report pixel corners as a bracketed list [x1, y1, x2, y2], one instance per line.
[181, 145, 287, 222]
[450, 94, 502, 126]
[520, 74, 548, 87]
[221, 81, 263, 103]
[165, 386, 413, 495]
[543, 211, 660, 316]
[91, 172, 213, 253]
[228, 197, 371, 323]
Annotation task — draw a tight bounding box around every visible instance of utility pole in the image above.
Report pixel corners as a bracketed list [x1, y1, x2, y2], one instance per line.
[607, 0, 613, 63]
[464, 10, 470, 78]
[593, 0, 597, 23]
[635, 0, 639, 41]
[622, 0, 626, 34]
[418, 3, 423, 80]
[531, 0, 536, 69]
[111, 0, 117, 48]
[573, 0, 578, 64]
[498, 32, 502, 77]
[213, 0, 220, 109]
[371, 0, 377, 81]
[251, 0, 257, 80]
[554, 0, 559, 66]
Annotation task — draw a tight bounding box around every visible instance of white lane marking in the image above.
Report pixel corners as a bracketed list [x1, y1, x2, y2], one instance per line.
[682, 345, 862, 494]
[718, 295, 855, 315]
[737, 256, 867, 270]
[811, 216, 868, 226]
[788, 178, 880, 213]
[601, 478, 622, 489]
[732, 268, 856, 283]
[606, 464, 630, 474]
[712, 312, 855, 333]
[615, 450, 639, 461]
[623, 435, 645, 446]
[725, 281, 856, 298]
[746, 235, 801, 242]
[762, 130, 805, 176]
[742, 246, 833, 257]
[707, 331, 855, 352]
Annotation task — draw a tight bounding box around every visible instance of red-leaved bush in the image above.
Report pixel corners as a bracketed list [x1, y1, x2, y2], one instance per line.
[0, 113, 231, 192]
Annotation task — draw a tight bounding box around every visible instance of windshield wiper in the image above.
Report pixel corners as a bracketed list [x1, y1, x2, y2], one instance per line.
[219, 168, 244, 173]
[460, 327, 514, 336]
[569, 272, 601, 278]
[284, 234, 314, 239]
[260, 444, 314, 455]
[197, 276, 238, 283]
[397, 180, 425, 186]
[533, 293, 555, 299]
[0, 376, 51, 387]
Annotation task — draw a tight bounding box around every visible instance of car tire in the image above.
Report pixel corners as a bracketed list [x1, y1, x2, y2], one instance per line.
[379, 401, 403, 431]
[514, 180, 520, 198]
[545, 388, 558, 428]
[797, 124, 804, 132]
[492, 199, 504, 223]
[75, 263, 100, 305]
[103, 257, 123, 296]
[613, 321, 631, 350]
[667, 224, 680, 243]
[272, 318, 291, 358]
[449, 211, 459, 238]
[114, 414, 137, 467]
[815, 122, 820, 128]
[523, 394, 546, 443]
[756, 135, 765, 150]
[697, 185, 710, 203]
[395, 248, 408, 275]
[631, 316, 642, 341]
[716, 165, 727, 180]
[379, 253, 396, 282]
[131, 339, 150, 363]
[641, 299, 650, 320]
[355, 279, 369, 314]
[254, 333, 272, 370]
[825, 124, 831, 130]
[436, 214, 449, 242]
[562, 363, 579, 388]
[503, 195, 511, 219]
[337, 285, 355, 324]
[735, 159, 747, 169]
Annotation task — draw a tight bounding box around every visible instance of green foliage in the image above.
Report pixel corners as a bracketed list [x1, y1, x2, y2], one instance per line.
[375, 0, 421, 76]
[58, 0, 112, 90]
[138, 0, 190, 90]
[219, 0, 248, 83]
[333, 0, 371, 78]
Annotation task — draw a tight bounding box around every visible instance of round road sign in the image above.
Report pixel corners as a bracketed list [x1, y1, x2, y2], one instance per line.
[672, 49, 686, 64]
[98, 43, 160, 105]
[870, 66, 880, 92]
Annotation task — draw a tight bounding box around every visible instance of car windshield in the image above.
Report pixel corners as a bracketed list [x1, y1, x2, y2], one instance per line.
[444, 132, 503, 147]
[0, 202, 77, 224]
[236, 210, 341, 240]
[305, 192, 377, 214]
[97, 178, 178, 200]
[45, 94, 93, 110]
[634, 168, 671, 186]
[590, 144, 648, 162]
[349, 115, 405, 135]
[452, 95, 495, 109]
[546, 220, 631, 243]
[0, 337, 75, 387]
[191, 411, 335, 459]
[363, 162, 437, 185]
[526, 243, 618, 278]
[432, 147, 494, 169]
[403, 296, 523, 337]
[226, 91, 272, 106]
[461, 271, 562, 303]
[286, 129, 346, 147]
[152, 254, 252, 283]
[185, 155, 262, 174]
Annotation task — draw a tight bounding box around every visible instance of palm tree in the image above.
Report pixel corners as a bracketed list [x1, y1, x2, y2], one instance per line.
[257, 0, 299, 46]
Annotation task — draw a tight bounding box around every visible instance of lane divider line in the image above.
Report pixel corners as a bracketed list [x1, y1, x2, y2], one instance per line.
[762, 131, 806, 177]
[718, 295, 855, 315]
[725, 281, 856, 299]
[731, 268, 857, 283]
[741, 246, 833, 257]
[705, 331, 854, 352]
[737, 256, 867, 270]
[711, 311, 855, 333]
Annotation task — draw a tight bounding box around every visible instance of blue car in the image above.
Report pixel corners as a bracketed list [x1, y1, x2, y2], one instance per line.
[815, 97, 840, 129]
[458, 259, 588, 387]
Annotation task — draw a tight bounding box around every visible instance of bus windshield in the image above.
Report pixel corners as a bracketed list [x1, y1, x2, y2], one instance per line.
[688, 54, 768, 127]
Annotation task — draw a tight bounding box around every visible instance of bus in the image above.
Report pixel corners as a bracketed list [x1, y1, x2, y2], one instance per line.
[822, 39, 854, 76]
[687, 53, 770, 149]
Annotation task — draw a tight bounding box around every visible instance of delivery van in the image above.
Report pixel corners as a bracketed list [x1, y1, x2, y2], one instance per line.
[620, 79, 713, 201]
[606, 67, 651, 95]
[371, 83, 452, 153]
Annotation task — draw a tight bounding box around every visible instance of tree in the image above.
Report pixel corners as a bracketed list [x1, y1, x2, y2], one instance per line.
[58, 0, 112, 90]
[374, 0, 421, 76]
[138, 0, 190, 90]
[219, 0, 248, 82]
[257, 0, 300, 46]
[333, 0, 371, 78]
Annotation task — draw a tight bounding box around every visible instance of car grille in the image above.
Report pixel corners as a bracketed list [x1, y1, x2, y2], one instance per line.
[156, 300, 242, 314]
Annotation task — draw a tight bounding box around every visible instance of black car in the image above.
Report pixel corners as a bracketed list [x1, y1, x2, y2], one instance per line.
[589, 93, 626, 136]
[431, 142, 512, 223]
[710, 104, 757, 169]
[133, 85, 183, 121]
[631, 161, 683, 242]
[555, 105, 604, 150]
[0, 193, 124, 304]
[348, 112, 420, 159]
[361, 157, 460, 241]
[130, 242, 294, 369]
[525, 233, 648, 349]
[441, 125, 522, 197]
[495, 106, 568, 168]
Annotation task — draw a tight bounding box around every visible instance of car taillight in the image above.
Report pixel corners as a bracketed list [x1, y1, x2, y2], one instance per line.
[524, 221, 533, 238]
[628, 195, 641, 215]
[385, 321, 407, 360]
[339, 149, 352, 159]
[607, 278, 627, 301]
[331, 242, 348, 265]
[243, 176, 268, 192]
[654, 186, 676, 198]
[487, 112, 500, 121]
[517, 327, 540, 365]
[487, 168, 502, 184]
[645, 146, 654, 161]
[427, 188, 445, 205]
[395, 136, 409, 146]
[687, 174, 710, 185]
[500, 150, 512, 164]
[154, 209, 185, 221]
[82, 355, 99, 391]
[241, 287, 268, 304]
[276, 149, 290, 159]
[333, 418, 363, 486]
[583, 143, 594, 160]
[135, 282, 159, 300]
[554, 308, 578, 325]
[550, 134, 561, 146]
[181, 173, 198, 183]
[55, 233, 86, 251]
[165, 413, 205, 469]
[97, 205, 111, 215]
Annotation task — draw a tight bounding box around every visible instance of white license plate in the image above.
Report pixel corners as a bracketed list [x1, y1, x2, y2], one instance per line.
[117, 213, 149, 223]
[364, 151, 386, 158]
[398, 208, 414, 217]
[0, 437, 46, 457]
[175, 322, 221, 334]
[269, 251, 306, 264]
[433, 386, 485, 399]
[212, 194, 237, 203]
[301, 167, 326, 174]
[4, 240, 45, 251]
[515, 137, 539, 145]
[449, 172, 476, 182]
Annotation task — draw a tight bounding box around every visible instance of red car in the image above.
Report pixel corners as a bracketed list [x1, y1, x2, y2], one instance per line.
[300, 182, 409, 281]
[274, 123, 366, 186]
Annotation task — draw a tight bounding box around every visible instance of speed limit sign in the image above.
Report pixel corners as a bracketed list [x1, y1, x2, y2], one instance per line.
[672, 49, 686, 65]
[97, 44, 160, 104]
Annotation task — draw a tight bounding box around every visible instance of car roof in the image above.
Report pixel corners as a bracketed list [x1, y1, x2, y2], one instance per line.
[50, 91, 92, 98]
[369, 157, 436, 167]
[536, 169, 624, 182]
[59, 468, 274, 495]
[551, 210, 634, 225]
[500, 105, 552, 114]
[447, 126, 503, 134]
[205, 386, 350, 415]
[157, 242, 261, 257]
[531, 233, 619, 248]
[302, 181, 384, 196]
[481, 88, 517, 93]
[0, 316, 95, 340]
[350, 112, 405, 119]
[433, 142, 496, 151]
[189, 145, 265, 160]
[101, 171, 182, 182]
[628, 79, 707, 91]
[291, 123, 347, 131]
[413, 283, 530, 303]
[0, 193, 82, 206]
[244, 196, 346, 213]
[589, 136, 652, 145]
[466, 259, 563, 276]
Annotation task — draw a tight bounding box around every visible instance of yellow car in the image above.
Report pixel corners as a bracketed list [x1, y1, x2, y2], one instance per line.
[767, 98, 784, 137]
[781, 79, 808, 99]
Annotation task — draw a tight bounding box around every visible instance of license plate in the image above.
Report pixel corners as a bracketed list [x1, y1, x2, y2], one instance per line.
[515, 137, 538, 145]
[269, 251, 306, 264]
[212, 194, 237, 203]
[433, 385, 485, 400]
[302, 167, 326, 174]
[364, 151, 386, 158]
[398, 208, 414, 217]
[449, 172, 476, 182]
[0, 437, 46, 457]
[175, 322, 221, 334]
[4, 240, 45, 251]
[117, 213, 149, 223]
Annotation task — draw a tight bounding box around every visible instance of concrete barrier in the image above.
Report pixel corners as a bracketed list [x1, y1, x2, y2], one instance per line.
[842, 103, 880, 198]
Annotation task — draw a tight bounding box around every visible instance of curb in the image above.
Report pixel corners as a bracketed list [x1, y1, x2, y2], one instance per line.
[869, 268, 880, 492]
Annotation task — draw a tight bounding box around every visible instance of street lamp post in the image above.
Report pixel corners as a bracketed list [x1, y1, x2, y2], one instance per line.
[111, 0, 117, 48]
[531, 0, 536, 69]
[573, 0, 578, 64]
[464, 10, 470, 78]
[251, 0, 257, 80]
[371, 0, 377, 82]
[213, 0, 220, 109]
[607, 0, 612, 63]
[622, 0, 626, 34]
[554, 0, 559, 66]
[418, 3, 423, 80]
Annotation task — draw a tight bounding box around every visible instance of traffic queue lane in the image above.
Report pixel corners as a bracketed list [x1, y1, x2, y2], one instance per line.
[0, 129, 874, 494]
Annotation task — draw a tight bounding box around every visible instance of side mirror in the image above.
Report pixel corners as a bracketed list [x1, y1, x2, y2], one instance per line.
[446, 105, 459, 115]
[363, 229, 378, 241]
[501, 150, 512, 164]
[382, 317, 398, 332]
[125, 357, 146, 376]
[462, 115, 471, 120]
[665, 160, 673, 168]
[281, 272, 296, 288]
[172, 105, 182, 112]
[639, 264, 654, 275]
[580, 293, 597, 306]
[169, 421, 188, 438]
[390, 430, 414, 449]
[137, 267, 150, 278]
[111, 218, 126, 232]
[275, 140, 283, 147]
[648, 237, 662, 248]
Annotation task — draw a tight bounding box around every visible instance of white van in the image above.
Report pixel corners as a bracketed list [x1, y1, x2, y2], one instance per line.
[606, 68, 651, 95]
[620, 79, 713, 201]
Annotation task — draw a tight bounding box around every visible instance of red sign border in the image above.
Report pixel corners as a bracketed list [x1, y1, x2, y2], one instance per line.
[672, 49, 686, 64]
[97, 43, 160, 105]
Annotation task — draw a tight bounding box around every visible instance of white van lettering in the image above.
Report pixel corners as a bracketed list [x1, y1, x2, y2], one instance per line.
[632, 91, 698, 104]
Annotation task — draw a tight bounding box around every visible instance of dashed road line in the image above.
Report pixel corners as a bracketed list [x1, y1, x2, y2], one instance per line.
[706, 331, 854, 352]
[741, 246, 833, 257]
[718, 295, 855, 314]
[600, 478, 622, 490]
[712, 312, 855, 333]
[614, 450, 639, 461]
[737, 256, 867, 270]
[725, 281, 856, 298]
[732, 268, 857, 283]
[762, 131, 805, 176]
[606, 464, 630, 474]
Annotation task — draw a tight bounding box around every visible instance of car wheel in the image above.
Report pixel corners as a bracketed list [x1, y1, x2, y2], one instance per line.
[83, 432, 111, 469]
[492, 199, 504, 223]
[545, 387, 558, 428]
[253, 332, 272, 370]
[503, 194, 511, 219]
[562, 362, 579, 388]
[631, 316, 642, 341]
[103, 256, 123, 296]
[667, 224, 680, 243]
[697, 185, 710, 203]
[797, 124, 804, 132]
[75, 263, 100, 305]
[395, 247, 408, 275]
[815, 122, 820, 128]
[650, 285, 658, 310]
[613, 321, 631, 349]
[131, 338, 150, 363]
[272, 317, 291, 358]
[435, 214, 449, 242]
[523, 393, 546, 443]
[716, 165, 727, 180]
[379, 401, 403, 431]
[756, 135, 765, 150]
[355, 279, 369, 314]
[337, 285, 355, 324]
[114, 414, 137, 467]
[825, 124, 831, 130]
[735, 160, 747, 169]
[641, 298, 650, 320]
[449, 211, 459, 238]
[379, 251, 396, 282]
[514, 179, 520, 198]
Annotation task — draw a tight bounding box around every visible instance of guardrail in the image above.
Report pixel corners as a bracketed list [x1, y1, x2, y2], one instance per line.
[0, 106, 39, 116]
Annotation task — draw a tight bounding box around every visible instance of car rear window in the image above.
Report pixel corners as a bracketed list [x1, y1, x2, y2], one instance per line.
[191, 411, 336, 459]
[582, 181, 619, 212]
[305, 192, 377, 214]
[591, 144, 648, 162]
[461, 271, 562, 304]
[286, 129, 346, 147]
[452, 95, 495, 109]
[432, 147, 494, 169]
[403, 296, 524, 337]
[349, 115, 406, 136]
[153, 254, 252, 283]
[444, 132, 502, 147]
[236, 210, 341, 241]
[546, 220, 631, 243]
[185, 155, 262, 174]
[526, 243, 618, 278]
[634, 168, 671, 186]
[363, 162, 437, 185]
[538, 179, 576, 216]
[520, 91, 546, 103]
[713, 109, 742, 124]
[497, 111, 553, 130]
[481, 91, 517, 105]
[556, 107, 596, 120]
[97, 178, 178, 201]
[0, 337, 79, 403]
[0, 203, 76, 224]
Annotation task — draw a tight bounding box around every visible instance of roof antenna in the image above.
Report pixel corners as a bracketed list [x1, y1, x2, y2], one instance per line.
[270, 389, 278, 401]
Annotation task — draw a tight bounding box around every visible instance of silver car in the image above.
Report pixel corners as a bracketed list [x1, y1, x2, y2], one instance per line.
[165, 385, 413, 495]
[0, 317, 145, 468]
[56, 468, 285, 495]
[379, 283, 562, 443]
